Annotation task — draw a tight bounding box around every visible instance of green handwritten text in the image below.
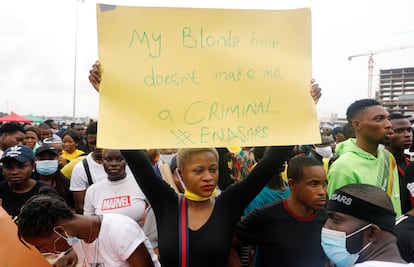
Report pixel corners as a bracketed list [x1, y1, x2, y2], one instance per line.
[183, 97, 276, 125]
[182, 27, 240, 48]
[129, 29, 161, 58]
[144, 67, 200, 87]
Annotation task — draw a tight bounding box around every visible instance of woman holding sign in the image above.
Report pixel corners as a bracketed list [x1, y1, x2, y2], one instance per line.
[122, 146, 293, 267]
[88, 61, 320, 267]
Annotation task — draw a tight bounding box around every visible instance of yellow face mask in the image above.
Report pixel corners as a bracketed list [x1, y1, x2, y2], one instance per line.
[184, 188, 218, 201]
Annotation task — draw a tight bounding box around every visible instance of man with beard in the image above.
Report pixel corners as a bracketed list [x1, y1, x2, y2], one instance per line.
[386, 113, 413, 214]
[327, 99, 402, 216]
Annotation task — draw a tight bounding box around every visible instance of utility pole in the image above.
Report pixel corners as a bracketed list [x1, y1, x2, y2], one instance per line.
[73, 0, 84, 121]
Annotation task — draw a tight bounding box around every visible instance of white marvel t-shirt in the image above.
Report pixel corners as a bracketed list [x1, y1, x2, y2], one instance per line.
[83, 174, 147, 222]
[72, 214, 160, 267]
[354, 261, 414, 266]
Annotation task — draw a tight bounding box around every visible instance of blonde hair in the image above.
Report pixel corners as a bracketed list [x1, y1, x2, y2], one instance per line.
[176, 148, 219, 171]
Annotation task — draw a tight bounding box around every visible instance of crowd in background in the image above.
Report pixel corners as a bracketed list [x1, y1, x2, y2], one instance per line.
[2, 95, 414, 266]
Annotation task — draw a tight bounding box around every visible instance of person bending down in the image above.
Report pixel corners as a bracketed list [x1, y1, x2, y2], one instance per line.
[16, 194, 160, 267]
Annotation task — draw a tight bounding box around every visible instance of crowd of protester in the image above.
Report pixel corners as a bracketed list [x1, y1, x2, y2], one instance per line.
[1, 67, 414, 267]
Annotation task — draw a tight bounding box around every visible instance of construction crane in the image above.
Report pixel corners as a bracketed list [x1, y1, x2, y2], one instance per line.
[348, 45, 414, 98]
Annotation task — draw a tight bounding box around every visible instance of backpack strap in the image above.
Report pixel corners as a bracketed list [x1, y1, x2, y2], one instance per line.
[178, 195, 188, 267]
[82, 158, 93, 186]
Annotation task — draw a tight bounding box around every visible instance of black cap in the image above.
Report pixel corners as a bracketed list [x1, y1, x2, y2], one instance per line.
[1, 145, 35, 162]
[35, 144, 59, 156]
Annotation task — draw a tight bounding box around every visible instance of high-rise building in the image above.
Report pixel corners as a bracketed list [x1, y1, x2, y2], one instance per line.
[377, 67, 414, 115]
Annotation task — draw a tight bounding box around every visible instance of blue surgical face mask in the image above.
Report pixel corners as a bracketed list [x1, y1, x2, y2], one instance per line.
[53, 227, 79, 246]
[36, 160, 58, 175]
[321, 224, 373, 267]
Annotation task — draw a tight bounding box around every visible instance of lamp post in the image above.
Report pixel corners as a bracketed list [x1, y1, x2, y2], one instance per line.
[72, 0, 82, 121]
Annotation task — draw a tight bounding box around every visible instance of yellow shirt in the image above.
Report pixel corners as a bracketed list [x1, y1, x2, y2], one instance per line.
[61, 155, 86, 178]
[61, 149, 84, 161]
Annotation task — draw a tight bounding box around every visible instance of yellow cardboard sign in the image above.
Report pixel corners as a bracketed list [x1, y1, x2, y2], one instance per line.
[96, 5, 319, 149]
[0, 207, 51, 267]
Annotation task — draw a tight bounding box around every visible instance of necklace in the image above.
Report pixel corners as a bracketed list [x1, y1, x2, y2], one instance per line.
[81, 215, 102, 267]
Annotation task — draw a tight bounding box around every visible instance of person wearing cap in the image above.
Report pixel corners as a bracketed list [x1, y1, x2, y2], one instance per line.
[322, 183, 412, 267]
[42, 136, 63, 151]
[42, 136, 69, 173]
[327, 99, 402, 216]
[34, 144, 73, 207]
[0, 144, 49, 217]
[321, 123, 334, 137]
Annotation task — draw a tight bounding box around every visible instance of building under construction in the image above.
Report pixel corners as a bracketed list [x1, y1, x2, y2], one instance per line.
[377, 67, 414, 115]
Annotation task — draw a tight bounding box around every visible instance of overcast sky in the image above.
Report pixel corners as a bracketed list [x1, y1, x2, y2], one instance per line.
[1, 0, 414, 121]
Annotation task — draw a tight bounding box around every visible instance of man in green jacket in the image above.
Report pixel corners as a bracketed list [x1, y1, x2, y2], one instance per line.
[327, 98, 402, 216]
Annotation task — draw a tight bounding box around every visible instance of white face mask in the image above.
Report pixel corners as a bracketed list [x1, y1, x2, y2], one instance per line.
[159, 153, 177, 165]
[314, 146, 333, 158]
